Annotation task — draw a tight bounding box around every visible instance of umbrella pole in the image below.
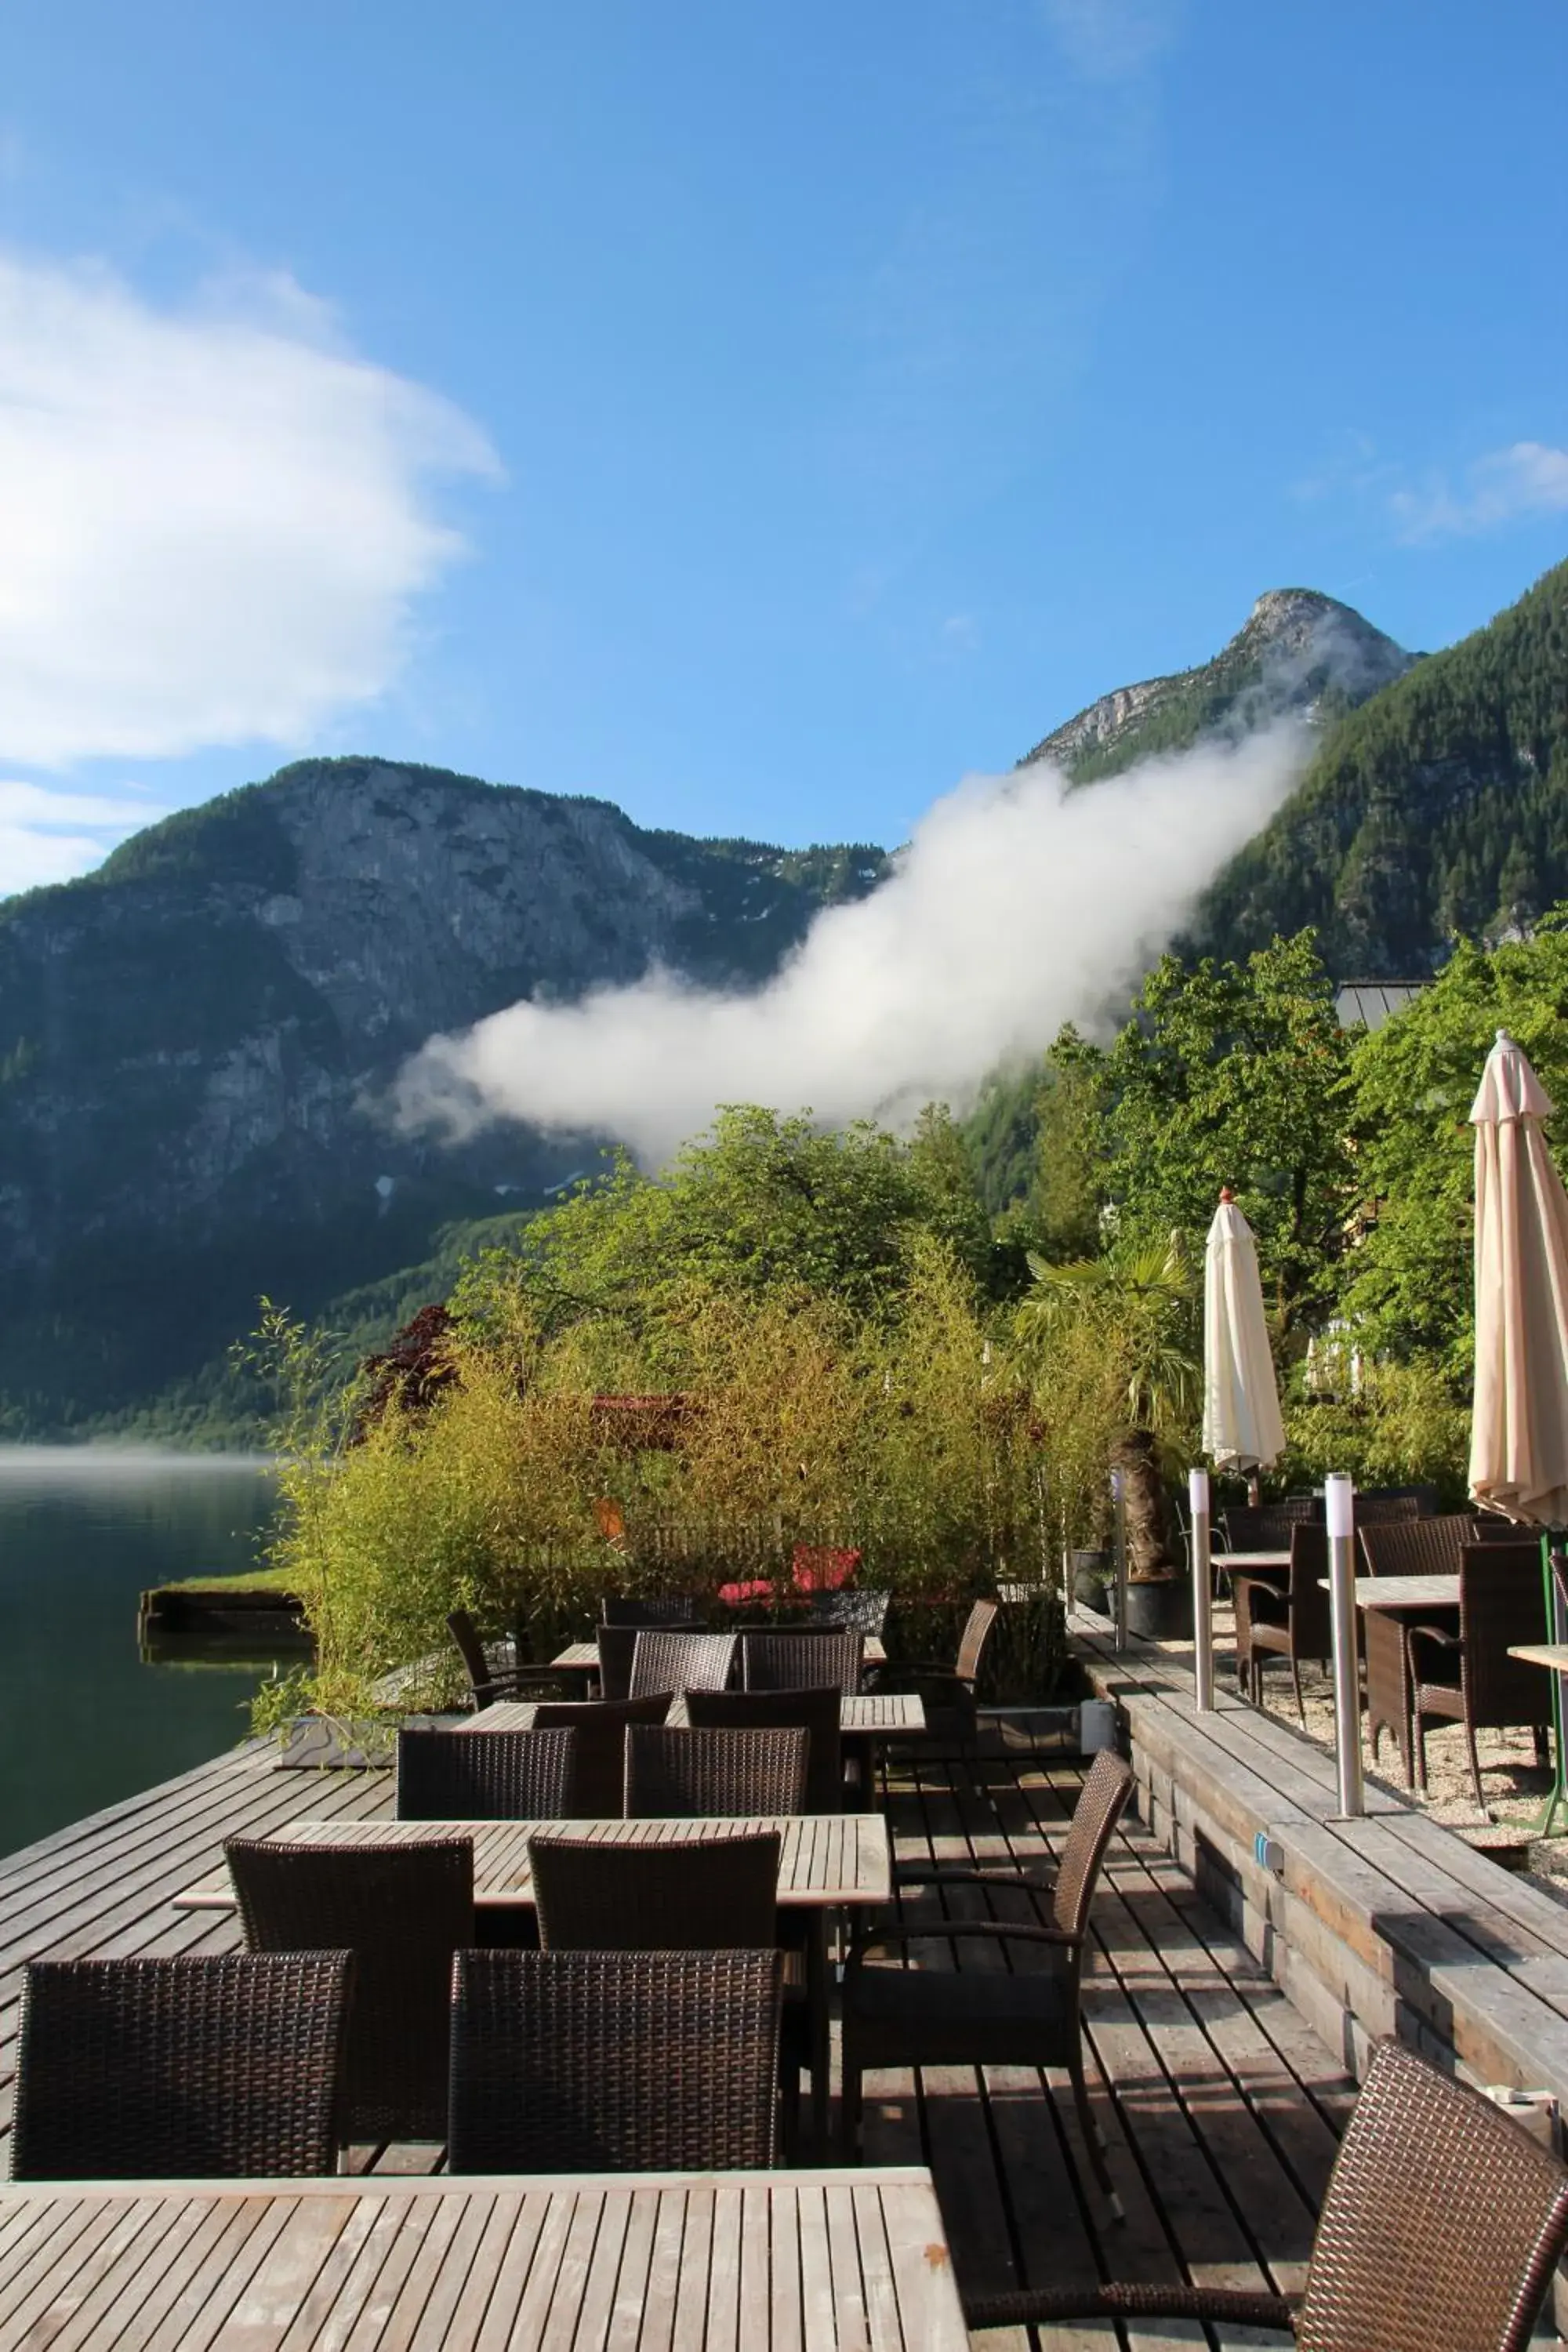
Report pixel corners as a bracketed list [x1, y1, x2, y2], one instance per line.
[1189, 1467, 1214, 1711]
[1533, 1534, 1568, 1840]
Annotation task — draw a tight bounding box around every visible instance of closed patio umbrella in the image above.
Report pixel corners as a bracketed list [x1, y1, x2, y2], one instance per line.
[1468, 1030, 1568, 1527]
[1203, 1192, 1285, 1478]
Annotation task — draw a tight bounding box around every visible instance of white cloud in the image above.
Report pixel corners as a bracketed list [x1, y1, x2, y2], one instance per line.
[1042, 0, 1180, 80]
[0, 779, 167, 895]
[1391, 441, 1568, 543]
[0, 252, 501, 766]
[394, 724, 1306, 1164]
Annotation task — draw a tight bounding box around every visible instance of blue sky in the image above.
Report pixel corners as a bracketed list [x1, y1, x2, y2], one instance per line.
[1, 0, 1565, 893]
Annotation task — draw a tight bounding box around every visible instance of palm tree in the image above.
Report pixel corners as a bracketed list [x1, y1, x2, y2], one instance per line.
[1014, 1238, 1198, 1579]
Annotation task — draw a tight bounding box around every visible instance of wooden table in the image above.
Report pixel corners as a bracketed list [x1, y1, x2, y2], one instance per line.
[466, 1693, 925, 1738]
[1212, 1549, 1291, 1574]
[1350, 1574, 1461, 1789]
[552, 1635, 887, 1679]
[174, 1813, 892, 1914]
[0, 2166, 967, 2350]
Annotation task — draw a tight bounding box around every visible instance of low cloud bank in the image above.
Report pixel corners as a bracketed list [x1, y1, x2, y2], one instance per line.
[394, 725, 1307, 1164]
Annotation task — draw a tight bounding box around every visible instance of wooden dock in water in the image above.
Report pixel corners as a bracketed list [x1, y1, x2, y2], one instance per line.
[0, 1723, 1366, 2347]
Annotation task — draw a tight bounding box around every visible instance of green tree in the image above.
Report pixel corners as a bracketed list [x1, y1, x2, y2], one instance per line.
[1014, 1238, 1199, 1579]
[1339, 918, 1568, 1375]
[1102, 930, 1353, 1334]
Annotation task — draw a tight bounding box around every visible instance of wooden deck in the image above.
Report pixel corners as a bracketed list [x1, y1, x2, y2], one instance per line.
[0, 1734, 1363, 2347]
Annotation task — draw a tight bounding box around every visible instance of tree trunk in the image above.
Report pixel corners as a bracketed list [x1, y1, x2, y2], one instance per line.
[1112, 1428, 1174, 1578]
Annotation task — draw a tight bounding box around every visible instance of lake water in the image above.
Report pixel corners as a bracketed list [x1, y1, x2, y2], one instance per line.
[0, 1450, 290, 1860]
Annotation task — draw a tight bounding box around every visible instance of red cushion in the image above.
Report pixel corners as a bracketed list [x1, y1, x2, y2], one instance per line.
[790, 1544, 862, 1593]
[717, 1578, 775, 1606]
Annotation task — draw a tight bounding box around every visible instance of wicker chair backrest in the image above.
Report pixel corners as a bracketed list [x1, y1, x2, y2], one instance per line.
[395, 1726, 576, 1820]
[1289, 1523, 1333, 1657]
[12, 1952, 351, 2180]
[1353, 1493, 1425, 1524]
[624, 1725, 808, 1817]
[1359, 1514, 1477, 1578]
[741, 1629, 862, 1695]
[449, 1947, 782, 2173]
[629, 1628, 738, 1698]
[596, 1624, 638, 1700]
[225, 1835, 472, 2143]
[530, 1693, 674, 1817]
[1294, 2038, 1568, 2352]
[1458, 1544, 1553, 1731]
[684, 1686, 845, 1811]
[1051, 1749, 1134, 1940]
[806, 1587, 891, 1635]
[530, 1831, 782, 1949]
[956, 1598, 1000, 1686]
[1222, 1501, 1320, 1550]
[445, 1608, 493, 1700]
[600, 1594, 703, 1628]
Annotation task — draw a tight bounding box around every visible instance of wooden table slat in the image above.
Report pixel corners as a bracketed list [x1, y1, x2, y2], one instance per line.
[465, 1693, 924, 1738]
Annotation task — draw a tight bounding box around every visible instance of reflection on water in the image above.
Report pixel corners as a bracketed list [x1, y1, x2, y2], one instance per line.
[0, 1450, 290, 1860]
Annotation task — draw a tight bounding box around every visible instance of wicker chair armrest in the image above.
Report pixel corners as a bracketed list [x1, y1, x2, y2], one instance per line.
[964, 2282, 1294, 2332]
[870, 1657, 967, 1682]
[1229, 1573, 1287, 1610]
[891, 1863, 1056, 1891]
[848, 1921, 1080, 1963]
[1405, 1624, 1462, 1667]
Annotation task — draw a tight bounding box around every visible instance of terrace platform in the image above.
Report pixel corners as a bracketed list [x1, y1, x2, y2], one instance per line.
[0, 1727, 1367, 2348]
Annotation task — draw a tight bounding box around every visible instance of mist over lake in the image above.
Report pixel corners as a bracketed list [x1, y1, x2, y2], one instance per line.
[0, 1450, 289, 1858]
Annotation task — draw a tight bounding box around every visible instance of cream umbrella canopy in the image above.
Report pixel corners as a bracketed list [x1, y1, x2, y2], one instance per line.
[1468, 1030, 1568, 1526]
[1203, 1192, 1286, 1477]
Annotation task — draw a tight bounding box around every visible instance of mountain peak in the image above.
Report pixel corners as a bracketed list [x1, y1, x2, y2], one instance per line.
[1020, 586, 1415, 784]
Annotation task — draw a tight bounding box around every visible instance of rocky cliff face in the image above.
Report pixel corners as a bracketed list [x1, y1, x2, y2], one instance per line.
[1019, 587, 1416, 779]
[0, 758, 884, 1425]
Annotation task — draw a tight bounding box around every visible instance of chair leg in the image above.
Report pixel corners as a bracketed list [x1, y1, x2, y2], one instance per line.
[1413, 1711, 1428, 1795]
[1290, 1656, 1306, 1727]
[1068, 2052, 1123, 2222]
[1465, 1720, 1486, 1812]
[839, 2052, 863, 2160]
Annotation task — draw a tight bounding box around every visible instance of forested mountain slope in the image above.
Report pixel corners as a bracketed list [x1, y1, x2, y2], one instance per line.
[1191, 557, 1568, 972]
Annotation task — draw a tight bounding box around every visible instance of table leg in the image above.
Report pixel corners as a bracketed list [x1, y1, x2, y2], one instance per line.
[1363, 1610, 1414, 1788]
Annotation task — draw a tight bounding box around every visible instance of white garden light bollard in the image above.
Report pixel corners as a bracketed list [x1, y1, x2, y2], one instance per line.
[1189, 1466, 1214, 1711]
[1325, 1472, 1365, 1818]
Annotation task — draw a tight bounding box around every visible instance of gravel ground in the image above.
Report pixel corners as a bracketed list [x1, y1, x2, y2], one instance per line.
[1171, 1599, 1568, 1907]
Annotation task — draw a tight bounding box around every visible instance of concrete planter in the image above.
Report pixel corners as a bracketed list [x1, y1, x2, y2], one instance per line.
[1123, 1577, 1192, 1640]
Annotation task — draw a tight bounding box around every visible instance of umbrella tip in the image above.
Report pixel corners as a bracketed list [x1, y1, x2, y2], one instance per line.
[1496, 1027, 1513, 1046]
[1218, 1185, 1235, 1203]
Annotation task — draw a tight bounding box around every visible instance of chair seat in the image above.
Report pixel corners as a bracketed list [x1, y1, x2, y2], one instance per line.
[1247, 1622, 1293, 1657]
[843, 1951, 1073, 2065]
[1414, 1676, 1464, 1714]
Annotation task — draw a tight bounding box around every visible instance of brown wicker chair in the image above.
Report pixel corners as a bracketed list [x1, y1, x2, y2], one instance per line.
[963, 2035, 1568, 2349]
[684, 1686, 845, 1812]
[741, 1628, 863, 1696]
[527, 1828, 814, 2153]
[808, 1587, 891, 1636]
[1358, 1512, 1481, 1577]
[628, 1628, 738, 1699]
[600, 1593, 703, 1628]
[839, 1747, 1134, 2201]
[447, 1947, 783, 2172]
[446, 1609, 566, 1711]
[395, 1725, 576, 1819]
[1408, 1541, 1553, 1805]
[528, 1693, 674, 1816]
[1221, 1500, 1321, 1550]
[530, 1830, 782, 1948]
[595, 1623, 639, 1700]
[11, 1952, 352, 2180]
[1354, 1490, 1428, 1524]
[1234, 1523, 1332, 1720]
[624, 1725, 808, 1816]
[867, 1596, 999, 1754]
[226, 1835, 472, 2143]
